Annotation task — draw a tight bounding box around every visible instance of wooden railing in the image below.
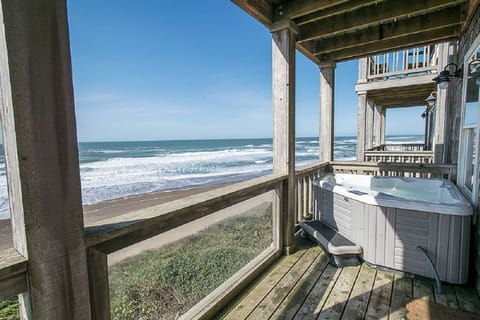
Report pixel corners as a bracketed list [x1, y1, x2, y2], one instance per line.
[295, 161, 330, 224]
[330, 161, 456, 181]
[364, 151, 434, 164]
[0, 248, 27, 300]
[368, 143, 426, 152]
[84, 173, 287, 320]
[367, 45, 437, 81]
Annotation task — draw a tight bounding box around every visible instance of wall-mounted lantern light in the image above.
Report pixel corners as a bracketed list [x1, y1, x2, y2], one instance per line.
[433, 63, 463, 89]
[425, 91, 437, 108]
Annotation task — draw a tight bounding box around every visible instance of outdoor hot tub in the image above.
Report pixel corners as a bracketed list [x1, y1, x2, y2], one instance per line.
[313, 173, 473, 284]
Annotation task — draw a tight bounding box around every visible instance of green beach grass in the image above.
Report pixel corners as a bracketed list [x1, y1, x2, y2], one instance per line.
[109, 202, 273, 320]
[0, 202, 273, 320]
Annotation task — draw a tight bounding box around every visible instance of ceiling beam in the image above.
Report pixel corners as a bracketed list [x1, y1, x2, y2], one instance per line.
[316, 25, 460, 62]
[298, 0, 465, 42]
[313, 7, 462, 55]
[280, 0, 350, 19]
[295, 0, 387, 26]
[231, 0, 273, 27]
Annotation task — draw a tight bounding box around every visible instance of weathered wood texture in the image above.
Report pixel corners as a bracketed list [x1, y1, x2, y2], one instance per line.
[218, 242, 480, 319]
[0, 248, 27, 299]
[85, 174, 286, 253]
[365, 99, 374, 150]
[295, 161, 330, 223]
[319, 65, 335, 162]
[272, 21, 297, 254]
[0, 1, 91, 319]
[330, 161, 456, 180]
[357, 93, 367, 160]
[374, 105, 383, 146]
[87, 248, 110, 320]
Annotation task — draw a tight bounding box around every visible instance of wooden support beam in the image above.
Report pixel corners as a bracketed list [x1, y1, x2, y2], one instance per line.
[0, 0, 91, 318]
[381, 109, 386, 145]
[313, 7, 462, 55]
[231, 0, 273, 27]
[298, 0, 464, 42]
[272, 20, 297, 254]
[319, 64, 335, 162]
[375, 105, 384, 146]
[281, 0, 350, 19]
[294, 0, 387, 26]
[357, 93, 367, 161]
[317, 25, 460, 62]
[366, 100, 375, 150]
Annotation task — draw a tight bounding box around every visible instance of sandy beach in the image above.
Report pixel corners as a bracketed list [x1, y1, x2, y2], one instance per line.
[0, 183, 273, 265]
[0, 184, 226, 251]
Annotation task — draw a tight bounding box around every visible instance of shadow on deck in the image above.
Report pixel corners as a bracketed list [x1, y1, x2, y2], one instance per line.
[215, 237, 480, 320]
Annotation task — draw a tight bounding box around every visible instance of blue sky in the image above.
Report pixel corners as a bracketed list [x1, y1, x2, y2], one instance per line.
[67, 1, 425, 142]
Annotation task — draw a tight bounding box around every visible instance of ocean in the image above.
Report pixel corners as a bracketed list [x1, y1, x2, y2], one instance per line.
[0, 135, 423, 219]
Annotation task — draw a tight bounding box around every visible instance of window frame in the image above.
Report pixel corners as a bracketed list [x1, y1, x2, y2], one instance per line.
[458, 35, 480, 206]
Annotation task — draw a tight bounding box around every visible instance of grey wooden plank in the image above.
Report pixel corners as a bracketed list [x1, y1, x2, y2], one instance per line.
[269, 252, 329, 320]
[223, 248, 308, 319]
[455, 286, 480, 315]
[413, 279, 434, 301]
[365, 270, 394, 320]
[389, 275, 413, 320]
[317, 265, 361, 319]
[293, 264, 342, 320]
[247, 247, 321, 319]
[342, 264, 376, 319]
[367, 205, 377, 263]
[434, 284, 459, 309]
[459, 216, 471, 284]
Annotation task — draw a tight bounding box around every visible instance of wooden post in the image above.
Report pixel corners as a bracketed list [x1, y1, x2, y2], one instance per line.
[357, 92, 367, 160]
[434, 42, 452, 163]
[87, 248, 111, 320]
[319, 63, 335, 161]
[0, 1, 91, 319]
[381, 108, 386, 145]
[366, 99, 374, 150]
[271, 19, 297, 255]
[375, 105, 383, 146]
[358, 57, 368, 83]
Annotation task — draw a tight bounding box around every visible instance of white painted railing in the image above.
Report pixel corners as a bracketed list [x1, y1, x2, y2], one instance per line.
[367, 45, 438, 80]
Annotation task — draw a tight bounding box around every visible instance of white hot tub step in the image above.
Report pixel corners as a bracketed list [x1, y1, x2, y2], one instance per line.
[300, 220, 363, 267]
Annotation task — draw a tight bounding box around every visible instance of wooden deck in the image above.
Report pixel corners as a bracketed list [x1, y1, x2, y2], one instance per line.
[216, 238, 480, 320]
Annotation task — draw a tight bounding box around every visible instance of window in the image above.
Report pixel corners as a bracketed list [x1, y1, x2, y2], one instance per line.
[459, 39, 480, 200]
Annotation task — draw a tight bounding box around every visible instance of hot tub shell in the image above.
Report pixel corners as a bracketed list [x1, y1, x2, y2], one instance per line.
[313, 174, 472, 284]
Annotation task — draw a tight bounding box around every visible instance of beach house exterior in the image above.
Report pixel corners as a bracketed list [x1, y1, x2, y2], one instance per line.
[1, 0, 480, 319]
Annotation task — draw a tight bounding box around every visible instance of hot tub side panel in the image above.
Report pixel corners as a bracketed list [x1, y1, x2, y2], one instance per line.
[314, 184, 471, 284]
[314, 187, 352, 239]
[349, 198, 470, 284]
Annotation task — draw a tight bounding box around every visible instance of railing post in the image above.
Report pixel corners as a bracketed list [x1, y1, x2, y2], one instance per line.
[87, 247, 111, 320]
[0, 1, 91, 319]
[271, 19, 297, 255]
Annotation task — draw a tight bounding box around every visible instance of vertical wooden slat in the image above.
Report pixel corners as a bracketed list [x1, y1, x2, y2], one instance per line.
[87, 248, 111, 320]
[385, 208, 396, 267]
[375, 207, 386, 266]
[0, 1, 91, 318]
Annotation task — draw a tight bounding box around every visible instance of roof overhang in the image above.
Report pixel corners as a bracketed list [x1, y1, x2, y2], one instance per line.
[232, 0, 477, 64]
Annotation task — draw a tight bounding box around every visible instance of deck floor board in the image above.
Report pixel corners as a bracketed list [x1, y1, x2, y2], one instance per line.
[217, 241, 480, 320]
